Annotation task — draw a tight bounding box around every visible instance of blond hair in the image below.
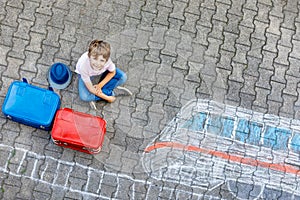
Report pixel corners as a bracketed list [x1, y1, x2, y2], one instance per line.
[88, 40, 111, 60]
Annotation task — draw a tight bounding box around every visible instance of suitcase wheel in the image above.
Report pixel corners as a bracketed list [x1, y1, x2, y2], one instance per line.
[83, 147, 101, 154]
[51, 136, 60, 145]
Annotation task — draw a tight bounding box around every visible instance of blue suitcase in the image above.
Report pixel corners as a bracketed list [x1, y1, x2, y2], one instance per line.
[2, 78, 61, 130]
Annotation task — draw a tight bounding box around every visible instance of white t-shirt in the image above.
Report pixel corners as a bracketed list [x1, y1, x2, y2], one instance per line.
[75, 52, 116, 83]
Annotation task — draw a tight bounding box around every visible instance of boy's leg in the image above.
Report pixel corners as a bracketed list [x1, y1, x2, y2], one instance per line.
[101, 68, 127, 95]
[78, 75, 102, 101]
[114, 68, 127, 87]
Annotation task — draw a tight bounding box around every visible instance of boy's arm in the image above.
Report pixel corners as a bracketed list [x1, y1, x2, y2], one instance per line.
[97, 69, 116, 88]
[95, 90, 116, 103]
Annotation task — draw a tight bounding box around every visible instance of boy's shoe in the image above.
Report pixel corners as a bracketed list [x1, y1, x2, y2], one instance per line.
[114, 86, 133, 96]
[89, 101, 97, 110]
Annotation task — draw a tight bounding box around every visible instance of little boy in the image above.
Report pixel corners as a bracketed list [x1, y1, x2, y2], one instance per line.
[75, 40, 132, 109]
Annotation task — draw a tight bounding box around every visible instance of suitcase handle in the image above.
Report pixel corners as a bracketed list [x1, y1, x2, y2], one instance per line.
[22, 77, 55, 92]
[63, 108, 97, 118]
[22, 78, 28, 83]
[48, 86, 54, 91]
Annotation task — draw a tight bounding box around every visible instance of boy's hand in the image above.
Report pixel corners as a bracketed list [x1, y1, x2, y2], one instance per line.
[91, 87, 97, 95]
[94, 85, 102, 94]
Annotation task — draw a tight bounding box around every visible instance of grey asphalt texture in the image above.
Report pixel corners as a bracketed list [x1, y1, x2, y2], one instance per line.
[1, 0, 300, 199]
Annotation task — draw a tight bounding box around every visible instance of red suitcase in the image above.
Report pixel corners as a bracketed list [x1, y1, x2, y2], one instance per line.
[51, 108, 106, 154]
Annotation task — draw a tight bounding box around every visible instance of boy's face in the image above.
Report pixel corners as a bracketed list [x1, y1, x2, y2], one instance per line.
[89, 55, 107, 71]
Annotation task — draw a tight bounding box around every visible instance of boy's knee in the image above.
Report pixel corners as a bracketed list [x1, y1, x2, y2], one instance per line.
[79, 92, 90, 102]
[121, 73, 127, 82]
[116, 68, 127, 81]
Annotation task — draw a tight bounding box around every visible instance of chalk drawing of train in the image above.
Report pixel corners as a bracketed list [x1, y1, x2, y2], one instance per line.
[142, 99, 300, 199]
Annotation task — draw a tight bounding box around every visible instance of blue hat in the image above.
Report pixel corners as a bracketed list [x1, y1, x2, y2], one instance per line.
[48, 63, 72, 89]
